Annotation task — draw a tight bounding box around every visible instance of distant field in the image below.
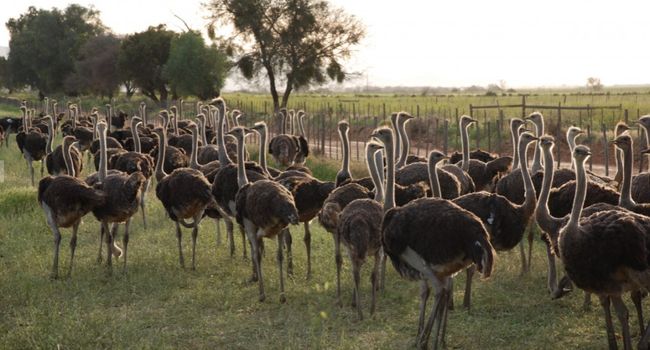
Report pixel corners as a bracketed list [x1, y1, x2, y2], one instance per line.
[0, 103, 642, 348]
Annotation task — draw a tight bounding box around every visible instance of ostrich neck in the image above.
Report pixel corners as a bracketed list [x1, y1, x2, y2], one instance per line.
[536, 146, 557, 228]
[98, 129, 107, 183]
[131, 120, 141, 153]
[531, 120, 544, 173]
[92, 116, 98, 141]
[367, 149, 383, 202]
[236, 136, 249, 188]
[391, 117, 402, 162]
[298, 116, 306, 137]
[154, 132, 167, 182]
[281, 113, 286, 134]
[567, 135, 577, 170]
[340, 129, 351, 177]
[374, 149, 385, 190]
[142, 106, 147, 126]
[461, 124, 470, 171]
[217, 107, 232, 165]
[396, 119, 410, 168]
[190, 127, 200, 170]
[519, 141, 536, 215]
[173, 113, 179, 135]
[568, 157, 588, 229]
[619, 144, 635, 207]
[72, 109, 77, 129]
[510, 125, 520, 169]
[258, 127, 269, 176]
[428, 160, 442, 198]
[384, 137, 396, 212]
[45, 120, 53, 154]
[200, 120, 208, 145]
[614, 148, 623, 184]
[63, 141, 74, 177]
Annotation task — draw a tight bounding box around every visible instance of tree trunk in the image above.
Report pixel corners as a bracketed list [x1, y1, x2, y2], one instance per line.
[280, 80, 293, 109]
[263, 62, 281, 133]
[159, 85, 168, 108]
[142, 88, 159, 103]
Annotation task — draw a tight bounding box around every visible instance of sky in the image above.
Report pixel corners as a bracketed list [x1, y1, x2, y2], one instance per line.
[1, 0, 649, 88]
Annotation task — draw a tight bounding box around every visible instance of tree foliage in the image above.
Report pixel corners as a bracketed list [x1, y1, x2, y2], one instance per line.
[6, 5, 105, 97]
[118, 25, 175, 104]
[65, 34, 121, 98]
[206, 0, 365, 110]
[164, 31, 228, 100]
[587, 77, 603, 91]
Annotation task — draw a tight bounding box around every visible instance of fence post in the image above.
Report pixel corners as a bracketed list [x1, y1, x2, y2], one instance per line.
[587, 124, 593, 171]
[521, 95, 527, 117]
[602, 123, 609, 176]
[557, 103, 562, 169]
[443, 119, 449, 156]
[625, 109, 629, 125]
[496, 118, 502, 156]
[487, 121, 492, 152]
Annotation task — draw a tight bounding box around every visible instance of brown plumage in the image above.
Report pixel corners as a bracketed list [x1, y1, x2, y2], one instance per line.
[89, 136, 122, 154]
[396, 162, 462, 199]
[231, 126, 299, 303]
[375, 127, 494, 349]
[46, 136, 83, 177]
[449, 148, 497, 165]
[557, 144, 650, 350]
[19, 109, 49, 186]
[548, 179, 619, 218]
[269, 109, 299, 167]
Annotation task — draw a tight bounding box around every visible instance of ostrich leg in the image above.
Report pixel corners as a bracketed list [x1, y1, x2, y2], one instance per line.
[225, 218, 235, 257]
[284, 228, 293, 276]
[527, 222, 535, 270]
[438, 279, 453, 349]
[67, 220, 80, 277]
[545, 240, 558, 293]
[176, 221, 185, 268]
[631, 290, 645, 334]
[351, 259, 363, 320]
[240, 225, 248, 259]
[97, 224, 104, 263]
[600, 296, 618, 350]
[334, 233, 343, 306]
[418, 278, 447, 350]
[140, 178, 150, 229]
[45, 206, 62, 279]
[248, 230, 265, 302]
[612, 296, 632, 350]
[191, 213, 202, 270]
[416, 280, 431, 340]
[277, 230, 287, 303]
[304, 222, 312, 279]
[370, 251, 381, 316]
[518, 240, 527, 274]
[215, 219, 222, 249]
[122, 219, 131, 273]
[463, 266, 475, 310]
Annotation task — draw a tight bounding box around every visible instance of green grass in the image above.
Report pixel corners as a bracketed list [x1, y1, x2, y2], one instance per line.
[0, 120, 638, 350]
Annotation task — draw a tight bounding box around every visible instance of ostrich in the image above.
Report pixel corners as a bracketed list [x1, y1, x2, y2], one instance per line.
[395, 112, 415, 168]
[293, 110, 310, 165]
[150, 112, 189, 174]
[457, 115, 512, 191]
[153, 126, 214, 270]
[612, 122, 631, 188]
[231, 126, 299, 303]
[110, 117, 155, 228]
[38, 134, 105, 279]
[337, 141, 386, 320]
[45, 116, 83, 176]
[448, 149, 497, 165]
[334, 120, 354, 186]
[0, 116, 22, 147]
[167, 108, 195, 155]
[269, 109, 299, 168]
[71, 105, 94, 154]
[17, 107, 48, 186]
[195, 114, 220, 165]
[631, 115, 650, 204]
[552, 144, 650, 350]
[376, 126, 495, 349]
[451, 132, 538, 308]
[86, 121, 146, 273]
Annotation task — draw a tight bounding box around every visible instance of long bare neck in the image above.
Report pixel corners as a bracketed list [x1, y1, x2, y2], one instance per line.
[341, 128, 351, 176]
[396, 120, 410, 168]
[236, 136, 249, 188]
[567, 135, 578, 170]
[98, 129, 107, 182]
[190, 127, 200, 169]
[258, 127, 269, 175]
[217, 107, 232, 165]
[173, 113, 179, 135]
[374, 149, 385, 189]
[63, 141, 74, 177]
[428, 160, 442, 198]
[391, 117, 401, 162]
[537, 146, 556, 225]
[154, 132, 167, 182]
[510, 124, 520, 169]
[461, 123, 470, 171]
[298, 116, 306, 137]
[200, 120, 208, 145]
[614, 147, 623, 184]
[45, 120, 53, 154]
[142, 106, 147, 126]
[384, 135, 396, 212]
[518, 140, 536, 215]
[281, 113, 287, 134]
[531, 120, 544, 173]
[72, 109, 77, 128]
[568, 157, 587, 229]
[619, 144, 635, 207]
[367, 149, 383, 202]
[131, 120, 141, 153]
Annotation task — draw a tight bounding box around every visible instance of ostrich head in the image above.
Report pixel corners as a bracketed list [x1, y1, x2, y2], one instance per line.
[185, 121, 198, 133]
[511, 118, 525, 132]
[337, 120, 349, 134]
[196, 113, 206, 125]
[227, 126, 253, 140]
[398, 111, 414, 122]
[370, 127, 394, 148]
[567, 126, 584, 142]
[250, 121, 267, 134]
[573, 145, 591, 165]
[613, 133, 633, 152]
[615, 121, 630, 137]
[539, 135, 555, 151]
[525, 112, 544, 132]
[96, 120, 107, 135]
[366, 140, 383, 154]
[62, 135, 76, 148]
[519, 132, 538, 148]
[428, 150, 448, 167]
[460, 115, 477, 129]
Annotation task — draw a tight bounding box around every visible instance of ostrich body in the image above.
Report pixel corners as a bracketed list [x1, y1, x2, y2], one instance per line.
[232, 126, 299, 303]
[153, 126, 213, 270]
[269, 109, 299, 168]
[86, 121, 146, 273]
[38, 135, 105, 278]
[555, 144, 650, 350]
[45, 116, 83, 177]
[337, 141, 385, 320]
[195, 113, 220, 165]
[448, 149, 497, 166]
[378, 126, 495, 349]
[18, 107, 48, 186]
[292, 110, 310, 164]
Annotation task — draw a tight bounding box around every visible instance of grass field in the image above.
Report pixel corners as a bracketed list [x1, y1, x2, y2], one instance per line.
[0, 103, 643, 349]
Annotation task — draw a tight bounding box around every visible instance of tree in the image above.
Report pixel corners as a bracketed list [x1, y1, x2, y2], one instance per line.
[118, 25, 175, 104]
[6, 5, 105, 97]
[587, 77, 603, 91]
[164, 31, 228, 100]
[65, 34, 121, 98]
[0, 57, 17, 92]
[206, 0, 365, 111]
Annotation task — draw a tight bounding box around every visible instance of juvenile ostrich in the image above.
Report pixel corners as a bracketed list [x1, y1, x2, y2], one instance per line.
[395, 112, 415, 168]
[335, 120, 353, 186]
[452, 132, 538, 308]
[337, 141, 385, 320]
[18, 108, 49, 186]
[632, 115, 650, 204]
[269, 109, 299, 167]
[45, 116, 82, 177]
[110, 117, 155, 228]
[231, 126, 299, 303]
[377, 127, 495, 349]
[38, 134, 105, 278]
[457, 115, 512, 191]
[150, 112, 189, 174]
[293, 110, 310, 164]
[153, 126, 214, 270]
[612, 122, 631, 188]
[448, 149, 497, 165]
[553, 144, 650, 350]
[86, 121, 146, 273]
[70, 106, 94, 154]
[195, 114, 220, 165]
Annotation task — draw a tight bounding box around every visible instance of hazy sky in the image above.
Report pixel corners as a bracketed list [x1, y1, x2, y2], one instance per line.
[1, 0, 649, 88]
